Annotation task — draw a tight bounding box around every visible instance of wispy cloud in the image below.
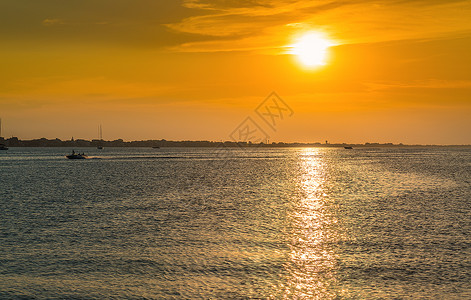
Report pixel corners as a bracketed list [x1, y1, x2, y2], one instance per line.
[365, 79, 471, 91]
[166, 0, 471, 53]
[42, 18, 65, 26]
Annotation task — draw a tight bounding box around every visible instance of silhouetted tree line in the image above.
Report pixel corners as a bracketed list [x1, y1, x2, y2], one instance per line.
[0, 136, 460, 147]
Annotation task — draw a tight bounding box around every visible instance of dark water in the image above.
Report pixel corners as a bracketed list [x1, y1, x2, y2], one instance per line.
[1, 147, 470, 299]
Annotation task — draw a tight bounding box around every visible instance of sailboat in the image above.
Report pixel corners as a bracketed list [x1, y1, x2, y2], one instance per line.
[0, 118, 8, 151]
[97, 124, 104, 149]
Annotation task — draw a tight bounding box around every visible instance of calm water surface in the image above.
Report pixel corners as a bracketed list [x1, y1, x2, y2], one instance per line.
[0, 147, 470, 299]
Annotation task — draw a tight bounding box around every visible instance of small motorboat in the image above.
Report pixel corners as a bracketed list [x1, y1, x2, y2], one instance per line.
[66, 150, 87, 159]
[152, 146, 160, 149]
[344, 146, 353, 149]
[0, 144, 8, 150]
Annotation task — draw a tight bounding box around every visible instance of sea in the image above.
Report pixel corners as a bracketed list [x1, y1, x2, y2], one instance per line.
[0, 147, 470, 299]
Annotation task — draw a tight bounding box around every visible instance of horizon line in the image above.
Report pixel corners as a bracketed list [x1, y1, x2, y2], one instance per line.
[1, 136, 470, 147]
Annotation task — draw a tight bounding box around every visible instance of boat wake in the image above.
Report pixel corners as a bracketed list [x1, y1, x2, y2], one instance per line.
[75, 156, 182, 160]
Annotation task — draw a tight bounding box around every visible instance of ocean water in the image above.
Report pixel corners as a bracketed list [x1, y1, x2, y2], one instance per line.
[0, 147, 470, 299]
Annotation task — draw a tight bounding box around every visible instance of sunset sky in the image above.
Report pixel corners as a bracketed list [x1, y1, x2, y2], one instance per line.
[1, 0, 471, 144]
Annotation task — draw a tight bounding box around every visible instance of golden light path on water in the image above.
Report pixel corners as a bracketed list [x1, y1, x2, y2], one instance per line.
[284, 149, 339, 299]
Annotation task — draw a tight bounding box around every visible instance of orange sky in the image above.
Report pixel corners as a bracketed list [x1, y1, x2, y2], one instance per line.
[1, 0, 471, 144]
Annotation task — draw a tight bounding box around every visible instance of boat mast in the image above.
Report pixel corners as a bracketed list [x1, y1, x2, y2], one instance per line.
[96, 124, 104, 149]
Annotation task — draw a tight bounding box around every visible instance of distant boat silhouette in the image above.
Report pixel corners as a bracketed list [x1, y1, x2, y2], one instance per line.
[66, 150, 87, 159]
[0, 118, 7, 150]
[344, 146, 353, 149]
[97, 124, 104, 149]
[152, 146, 160, 149]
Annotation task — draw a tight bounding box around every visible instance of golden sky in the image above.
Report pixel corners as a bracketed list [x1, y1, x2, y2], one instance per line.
[1, 0, 471, 144]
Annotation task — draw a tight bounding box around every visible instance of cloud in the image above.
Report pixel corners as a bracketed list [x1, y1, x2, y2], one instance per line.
[42, 18, 64, 26]
[1, 1, 194, 49]
[365, 79, 471, 91]
[166, 0, 471, 53]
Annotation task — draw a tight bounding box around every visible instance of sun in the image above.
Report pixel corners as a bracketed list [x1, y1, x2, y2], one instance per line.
[289, 32, 334, 68]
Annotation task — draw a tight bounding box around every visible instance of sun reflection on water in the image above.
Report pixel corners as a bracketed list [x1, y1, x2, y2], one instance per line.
[284, 149, 339, 299]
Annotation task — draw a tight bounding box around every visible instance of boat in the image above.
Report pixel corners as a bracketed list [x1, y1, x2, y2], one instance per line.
[97, 124, 104, 149]
[344, 146, 353, 149]
[0, 118, 7, 150]
[152, 146, 160, 149]
[66, 150, 88, 159]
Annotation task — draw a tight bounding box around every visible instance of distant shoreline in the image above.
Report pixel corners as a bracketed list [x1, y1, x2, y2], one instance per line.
[0, 137, 469, 148]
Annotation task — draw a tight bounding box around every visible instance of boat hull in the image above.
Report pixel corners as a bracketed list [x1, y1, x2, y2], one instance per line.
[66, 154, 87, 159]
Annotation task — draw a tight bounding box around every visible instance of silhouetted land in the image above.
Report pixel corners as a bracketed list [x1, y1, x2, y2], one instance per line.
[0, 137, 469, 148]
